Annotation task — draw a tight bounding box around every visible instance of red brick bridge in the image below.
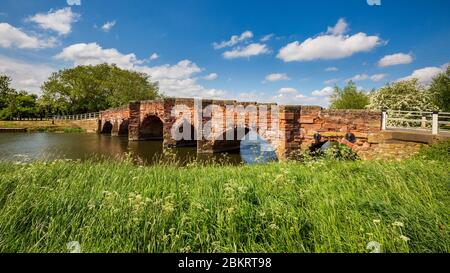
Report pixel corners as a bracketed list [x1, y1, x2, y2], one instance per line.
[98, 98, 390, 160]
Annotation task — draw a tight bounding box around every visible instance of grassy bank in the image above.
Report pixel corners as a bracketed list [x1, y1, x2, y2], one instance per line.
[0, 145, 448, 253]
[0, 120, 86, 133]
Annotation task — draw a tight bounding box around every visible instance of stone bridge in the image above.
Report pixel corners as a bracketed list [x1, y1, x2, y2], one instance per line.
[98, 98, 394, 160]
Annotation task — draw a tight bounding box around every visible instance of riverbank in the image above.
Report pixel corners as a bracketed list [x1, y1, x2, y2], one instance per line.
[0, 142, 448, 253]
[0, 120, 93, 133]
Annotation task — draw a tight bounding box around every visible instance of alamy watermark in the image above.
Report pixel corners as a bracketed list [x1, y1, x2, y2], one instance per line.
[169, 99, 281, 144]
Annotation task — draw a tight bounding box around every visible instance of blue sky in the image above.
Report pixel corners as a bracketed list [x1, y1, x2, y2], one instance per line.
[0, 0, 449, 106]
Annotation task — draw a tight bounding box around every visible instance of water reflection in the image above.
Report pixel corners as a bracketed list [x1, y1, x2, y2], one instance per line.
[0, 132, 280, 165]
[0, 133, 242, 165]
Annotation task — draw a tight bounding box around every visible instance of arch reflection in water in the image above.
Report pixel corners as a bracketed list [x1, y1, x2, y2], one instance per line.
[239, 130, 278, 164]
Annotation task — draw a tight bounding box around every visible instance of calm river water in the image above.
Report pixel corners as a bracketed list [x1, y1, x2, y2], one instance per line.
[0, 132, 246, 165]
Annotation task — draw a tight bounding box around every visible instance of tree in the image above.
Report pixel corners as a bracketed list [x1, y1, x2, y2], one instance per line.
[0, 75, 14, 110]
[429, 66, 450, 112]
[41, 63, 159, 115]
[329, 81, 369, 109]
[368, 79, 437, 111]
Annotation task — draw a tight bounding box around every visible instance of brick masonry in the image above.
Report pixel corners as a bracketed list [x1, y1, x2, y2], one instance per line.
[98, 98, 442, 160]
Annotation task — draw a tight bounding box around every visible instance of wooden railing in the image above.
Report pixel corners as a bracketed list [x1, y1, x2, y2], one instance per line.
[53, 112, 100, 121]
[382, 110, 450, 135]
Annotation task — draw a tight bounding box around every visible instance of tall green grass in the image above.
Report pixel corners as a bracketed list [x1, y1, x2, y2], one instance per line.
[0, 146, 448, 253]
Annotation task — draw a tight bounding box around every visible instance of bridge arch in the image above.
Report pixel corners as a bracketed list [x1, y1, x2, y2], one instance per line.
[118, 119, 129, 136]
[140, 115, 163, 140]
[101, 120, 113, 134]
[212, 126, 252, 153]
[172, 118, 197, 147]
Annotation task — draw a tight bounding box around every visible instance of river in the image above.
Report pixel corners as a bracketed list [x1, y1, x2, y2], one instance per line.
[0, 132, 279, 165]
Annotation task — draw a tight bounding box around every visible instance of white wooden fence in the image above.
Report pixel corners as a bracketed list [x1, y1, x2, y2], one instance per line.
[382, 110, 450, 135]
[53, 112, 100, 121]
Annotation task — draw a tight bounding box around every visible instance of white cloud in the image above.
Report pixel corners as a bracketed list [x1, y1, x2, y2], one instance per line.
[67, 0, 81, 5]
[140, 60, 202, 80]
[0, 23, 57, 49]
[260, 33, 274, 42]
[213, 31, 253, 49]
[28, 7, 79, 35]
[101, 21, 116, 32]
[150, 53, 159, 60]
[324, 78, 339, 85]
[202, 73, 218, 81]
[378, 53, 413, 67]
[264, 73, 290, 82]
[347, 74, 370, 82]
[277, 18, 382, 62]
[0, 55, 56, 93]
[327, 18, 349, 35]
[397, 66, 445, 85]
[312, 86, 334, 97]
[347, 73, 388, 83]
[278, 87, 298, 94]
[223, 43, 270, 59]
[55, 43, 226, 99]
[271, 92, 329, 107]
[55, 43, 141, 69]
[325, 67, 339, 72]
[370, 73, 388, 82]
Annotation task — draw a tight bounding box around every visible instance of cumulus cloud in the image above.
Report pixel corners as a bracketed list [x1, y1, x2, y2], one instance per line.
[28, 7, 79, 35]
[264, 73, 290, 82]
[0, 23, 57, 49]
[0, 55, 56, 93]
[278, 87, 298, 94]
[213, 31, 253, 49]
[202, 73, 218, 81]
[378, 53, 413, 67]
[101, 21, 116, 32]
[397, 66, 446, 85]
[277, 18, 382, 62]
[327, 18, 349, 35]
[150, 53, 159, 60]
[55, 43, 141, 69]
[55, 43, 226, 99]
[223, 43, 270, 59]
[67, 0, 81, 5]
[312, 86, 334, 97]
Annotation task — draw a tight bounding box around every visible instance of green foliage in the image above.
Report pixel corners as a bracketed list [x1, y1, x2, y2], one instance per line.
[369, 78, 438, 111]
[330, 81, 369, 109]
[0, 75, 14, 110]
[40, 63, 159, 115]
[0, 151, 448, 253]
[429, 66, 450, 112]
[318, 142, 359, 161]
[0, 78, 39, 120]
[415, 140, 450, 161]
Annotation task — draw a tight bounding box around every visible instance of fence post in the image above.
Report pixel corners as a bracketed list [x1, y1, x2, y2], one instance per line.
[421, 113, 427, 129]
[432, 111, 439, 135]
[381, 110, 387, 131]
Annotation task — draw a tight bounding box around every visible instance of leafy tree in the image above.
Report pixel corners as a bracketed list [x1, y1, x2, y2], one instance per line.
[429, 66, 450, 112]
[0, 89, 38, 120]
[41, 63, 159, 115]
[368, 79, 437, 111]
[0, 75, 14, 110]
[329, 81, 369, 109]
